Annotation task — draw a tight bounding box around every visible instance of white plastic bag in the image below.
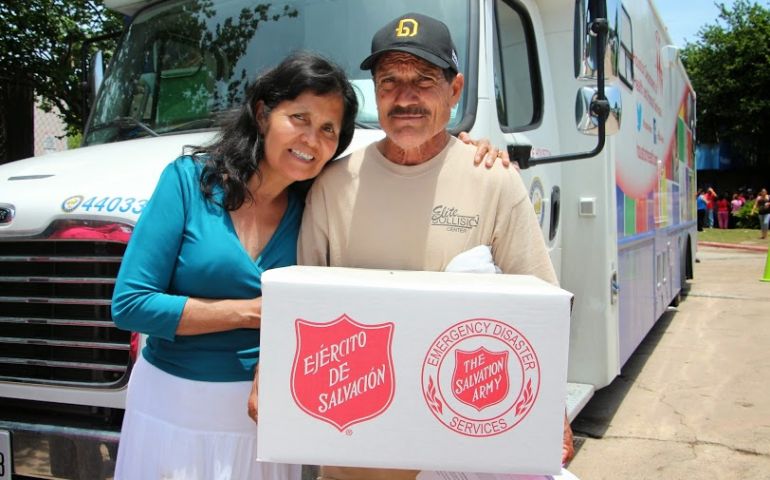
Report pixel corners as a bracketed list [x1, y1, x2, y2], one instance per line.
[444, 245, 501, 274]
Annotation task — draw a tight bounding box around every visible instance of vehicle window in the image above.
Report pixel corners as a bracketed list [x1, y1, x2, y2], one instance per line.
[618, 5, 634, 87]
[85, 0, 471, 146]
[492, 0, 540, 131]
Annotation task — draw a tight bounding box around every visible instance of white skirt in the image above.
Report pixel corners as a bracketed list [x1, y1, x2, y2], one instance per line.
[114, 355, 302, 480]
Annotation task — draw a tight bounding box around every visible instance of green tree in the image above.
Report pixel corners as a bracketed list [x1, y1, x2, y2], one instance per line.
[0, 1, 124, 137]
[680, 0, 770, 167]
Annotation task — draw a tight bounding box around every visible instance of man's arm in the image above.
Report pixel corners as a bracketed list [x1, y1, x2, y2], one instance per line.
[491, 172, 557, 284]
[486, 169, 574, 463]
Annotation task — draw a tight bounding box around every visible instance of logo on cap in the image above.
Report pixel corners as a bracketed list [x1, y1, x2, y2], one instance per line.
[395, 18, 419, 37]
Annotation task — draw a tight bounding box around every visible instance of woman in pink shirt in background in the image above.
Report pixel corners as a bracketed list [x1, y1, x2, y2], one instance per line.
[730, 193, 744, 229]
[717, 193, 730, 229]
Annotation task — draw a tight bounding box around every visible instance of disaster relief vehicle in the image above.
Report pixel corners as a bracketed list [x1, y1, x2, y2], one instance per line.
[0, 0, 695, 477]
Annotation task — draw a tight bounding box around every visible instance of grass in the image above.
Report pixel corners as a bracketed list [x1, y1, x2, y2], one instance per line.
[698, 227, 769, 248]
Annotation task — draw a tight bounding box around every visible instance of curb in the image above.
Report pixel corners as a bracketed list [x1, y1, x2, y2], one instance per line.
[698, 241, 768, 253]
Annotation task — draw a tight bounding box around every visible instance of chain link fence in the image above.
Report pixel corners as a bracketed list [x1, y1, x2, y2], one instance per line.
[34, 99, 69, 156]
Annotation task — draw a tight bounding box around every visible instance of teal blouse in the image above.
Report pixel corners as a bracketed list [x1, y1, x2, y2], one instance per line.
[112, 156, 302, 381]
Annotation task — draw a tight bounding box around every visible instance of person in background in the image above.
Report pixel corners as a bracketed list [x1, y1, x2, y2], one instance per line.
[716, 193, 730, 229]
[752, 188, 770, 239]
[730, 192, 744, 229]
[110, 52, 359, 480]
[696, 188, 707, 232]
[704, 186, 717, 228]
[296, 12, 574, 480]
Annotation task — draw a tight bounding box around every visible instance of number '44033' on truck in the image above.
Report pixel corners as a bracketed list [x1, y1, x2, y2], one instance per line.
[0, 0, 695, 478]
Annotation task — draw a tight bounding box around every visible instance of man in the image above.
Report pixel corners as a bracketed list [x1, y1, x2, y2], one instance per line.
[704, 186, 717, 228]
[299, 12, 574, 479]
[696, 188, 707, 231]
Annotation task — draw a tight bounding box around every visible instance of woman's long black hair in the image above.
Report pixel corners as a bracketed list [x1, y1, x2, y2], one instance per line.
[196, 51, 358, 211]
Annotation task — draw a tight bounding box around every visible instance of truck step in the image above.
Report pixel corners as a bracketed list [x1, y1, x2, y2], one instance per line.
[566, 382, 595, 422]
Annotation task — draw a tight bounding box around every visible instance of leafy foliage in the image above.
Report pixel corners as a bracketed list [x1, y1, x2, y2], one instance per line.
[680, 0, 770, 167]
[0, 1, 124, 136]
[734, 199, 760, 228]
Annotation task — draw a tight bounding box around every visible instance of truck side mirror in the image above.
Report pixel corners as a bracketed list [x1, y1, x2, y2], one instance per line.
[89, 50, 106, 102]
[574, 0, 621, 82]
[80, 31, 121, 131]
[576, 85, 621, 136]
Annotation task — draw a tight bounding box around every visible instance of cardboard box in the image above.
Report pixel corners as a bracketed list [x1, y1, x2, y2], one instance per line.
[257, 266, 572, 475]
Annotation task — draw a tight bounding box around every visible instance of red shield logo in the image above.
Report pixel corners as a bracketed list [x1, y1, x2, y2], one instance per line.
[290, 314, 395, 431]
[452, 347, 509, 411]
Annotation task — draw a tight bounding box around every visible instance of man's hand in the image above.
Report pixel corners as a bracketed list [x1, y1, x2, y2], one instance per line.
[248, 364, 259, 423]
[457, 131, 512, 168]
[562, 413, 575, 465]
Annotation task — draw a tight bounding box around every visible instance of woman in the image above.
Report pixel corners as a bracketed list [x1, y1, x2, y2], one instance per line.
[704, 186, 717, 228]
[730, 192, 743, 229]
[111, 52, 358, 480]
[753, 188, 770, 239]
[716, 193, 730, 229]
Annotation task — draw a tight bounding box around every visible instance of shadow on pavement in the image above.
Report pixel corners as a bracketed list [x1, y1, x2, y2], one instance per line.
[570, 308, 677, 441]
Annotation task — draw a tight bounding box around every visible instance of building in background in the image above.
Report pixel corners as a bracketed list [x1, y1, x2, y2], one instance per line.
[696, 143, 768, 193]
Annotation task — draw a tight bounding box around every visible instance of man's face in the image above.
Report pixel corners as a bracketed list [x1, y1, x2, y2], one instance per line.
[373, 52, 463, 150]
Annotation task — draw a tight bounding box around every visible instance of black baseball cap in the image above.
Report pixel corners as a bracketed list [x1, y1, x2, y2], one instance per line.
[360, 13, 460, 73]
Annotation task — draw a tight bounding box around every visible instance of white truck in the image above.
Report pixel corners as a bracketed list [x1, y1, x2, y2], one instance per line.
[0, 0, 695, 477]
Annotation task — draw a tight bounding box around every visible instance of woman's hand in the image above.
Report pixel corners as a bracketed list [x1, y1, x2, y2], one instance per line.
[248, 364, 259, 423]
[176, 296, 263, 335]
[457, 131, 512, 169]
[242, 296, 263, 329]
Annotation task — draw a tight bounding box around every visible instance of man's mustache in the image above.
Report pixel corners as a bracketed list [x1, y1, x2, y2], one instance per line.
[388, 106, 430, 117]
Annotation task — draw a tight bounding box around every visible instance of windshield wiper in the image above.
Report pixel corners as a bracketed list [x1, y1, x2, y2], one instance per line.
[161, 118, 218, 134]
[89, 116, 160, 137]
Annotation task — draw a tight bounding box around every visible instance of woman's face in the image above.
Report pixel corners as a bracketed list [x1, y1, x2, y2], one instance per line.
[258, 91, 345, 183]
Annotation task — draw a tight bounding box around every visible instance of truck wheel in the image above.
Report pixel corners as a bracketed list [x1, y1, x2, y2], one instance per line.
[669, 291, 681, 307]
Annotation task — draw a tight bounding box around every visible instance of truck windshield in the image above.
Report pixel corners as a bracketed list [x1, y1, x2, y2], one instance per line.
[84, 0, 470, 146]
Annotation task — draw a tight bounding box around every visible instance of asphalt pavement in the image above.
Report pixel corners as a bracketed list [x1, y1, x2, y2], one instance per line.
[567, 245, 770, 479]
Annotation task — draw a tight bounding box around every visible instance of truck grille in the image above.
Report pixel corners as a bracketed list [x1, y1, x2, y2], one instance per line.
[0, 230, 131, 388]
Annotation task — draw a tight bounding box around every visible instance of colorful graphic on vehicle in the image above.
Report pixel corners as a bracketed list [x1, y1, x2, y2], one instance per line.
[616, 31, 695, 240]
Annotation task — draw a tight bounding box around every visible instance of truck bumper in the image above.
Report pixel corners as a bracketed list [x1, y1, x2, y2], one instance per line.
[0, 420, 119, 480]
